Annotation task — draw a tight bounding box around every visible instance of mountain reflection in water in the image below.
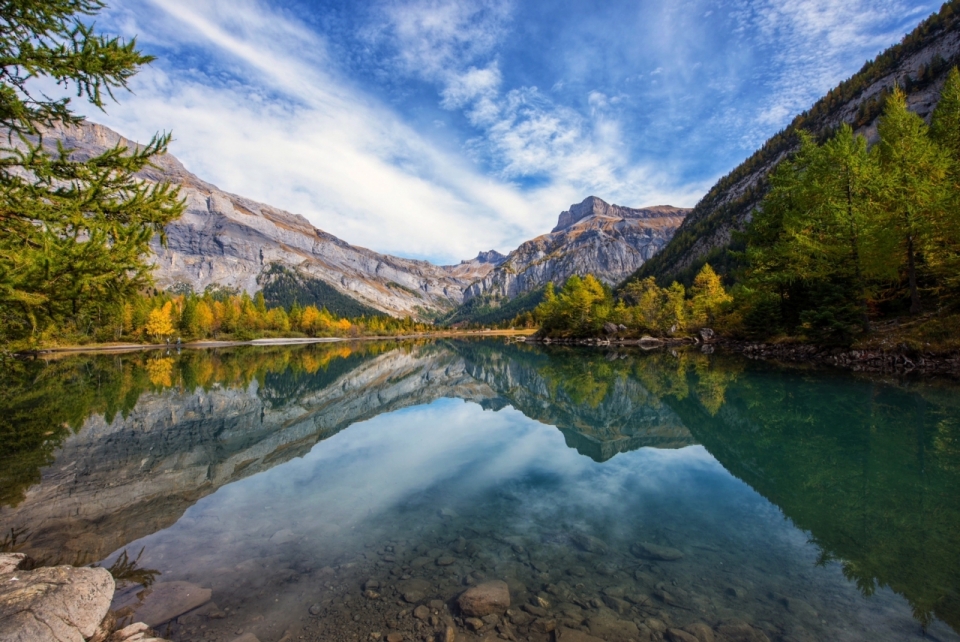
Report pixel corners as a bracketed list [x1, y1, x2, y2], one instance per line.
[1, 339, 959, 641]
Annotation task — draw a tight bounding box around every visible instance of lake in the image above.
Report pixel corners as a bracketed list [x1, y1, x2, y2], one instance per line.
[2, 339, 959, 642]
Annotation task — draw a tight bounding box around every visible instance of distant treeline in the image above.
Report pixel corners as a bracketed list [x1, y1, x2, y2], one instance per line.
[34, 288, 432, 346]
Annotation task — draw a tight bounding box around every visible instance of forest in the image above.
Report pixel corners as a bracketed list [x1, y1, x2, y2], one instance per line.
[529, 71, 960, 347]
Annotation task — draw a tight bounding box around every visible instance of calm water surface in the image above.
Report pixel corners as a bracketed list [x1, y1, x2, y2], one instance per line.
[2, 340, 959, 642]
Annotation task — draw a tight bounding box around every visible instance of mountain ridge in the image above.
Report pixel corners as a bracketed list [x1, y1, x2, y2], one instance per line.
[40, 122, 687, 320]
[631, 1, 960, 287]
[464, 196, 688, 302]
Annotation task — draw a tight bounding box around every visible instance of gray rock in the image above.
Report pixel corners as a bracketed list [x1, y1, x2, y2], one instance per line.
[716, 619, 771, 642]
[700, 328, 715, 341]
[554, 627, 605, 642]
[631, 541, 684, 561]
[570, 532, 607, 554]
[458, 580, 510, 617]
[0, 565, 114, 642]
[603, 322, 619, 335]
[35, 121, 486, 318]
[464, 196, 688, 302]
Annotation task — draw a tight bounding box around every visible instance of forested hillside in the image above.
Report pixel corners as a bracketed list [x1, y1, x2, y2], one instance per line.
[631, 0, 960, 287]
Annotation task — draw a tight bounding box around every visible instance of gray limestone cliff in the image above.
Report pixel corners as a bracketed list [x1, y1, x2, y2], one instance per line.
[464, 196, 688, 300]
[41, 122, 486, 317]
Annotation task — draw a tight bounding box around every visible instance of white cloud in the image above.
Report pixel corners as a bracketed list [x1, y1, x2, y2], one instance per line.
[372, 0, 706, 211]
[723, 0, 934, 146]
[93, 0, 564, 263]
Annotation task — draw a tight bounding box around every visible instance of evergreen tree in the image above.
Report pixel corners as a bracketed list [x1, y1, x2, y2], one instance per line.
[929, 67, 960, 298]
[0, 0, 184, 342]
[874, 88, 950, 314]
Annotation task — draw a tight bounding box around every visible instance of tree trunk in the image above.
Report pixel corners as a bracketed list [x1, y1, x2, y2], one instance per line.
[907, 234, 922, 314]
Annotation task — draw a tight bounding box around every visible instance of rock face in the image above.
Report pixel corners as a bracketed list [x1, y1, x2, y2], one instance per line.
[39, 122, 485, 318]
[636, 6, 960, 284]
[0, 564, 114, 642]
[457, 581, 510, 617]
[464, 196, 687, 300]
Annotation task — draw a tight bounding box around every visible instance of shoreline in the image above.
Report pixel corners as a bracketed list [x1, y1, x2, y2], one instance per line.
[18, 329, 537, 358]
[521, 333, 960, 377]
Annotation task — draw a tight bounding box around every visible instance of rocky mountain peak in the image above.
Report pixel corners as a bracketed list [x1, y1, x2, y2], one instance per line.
[467, 250, 508, 265]
[552, 196, 611, 232]
[551, 196, 683, 233]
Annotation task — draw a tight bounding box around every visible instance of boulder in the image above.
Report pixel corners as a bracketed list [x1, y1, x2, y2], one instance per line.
[0, 565, 114, 642]
[458, 580, 510, 617]
[603, 322, 619, 335]
[700, 328, 715, 341]
[0, 554, 30, 574]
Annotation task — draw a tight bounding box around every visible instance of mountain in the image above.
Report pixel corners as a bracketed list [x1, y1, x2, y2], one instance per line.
[42, 122, 488, 318]
[45, 123, 680, 321]
[464, 196, 688, 302]
[631, 3, 960, 286]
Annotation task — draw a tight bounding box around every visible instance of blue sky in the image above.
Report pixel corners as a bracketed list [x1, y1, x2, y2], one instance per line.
[93, 0, 939, 264]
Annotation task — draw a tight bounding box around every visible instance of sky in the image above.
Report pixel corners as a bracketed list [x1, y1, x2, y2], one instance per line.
[89, 0, 941, 264]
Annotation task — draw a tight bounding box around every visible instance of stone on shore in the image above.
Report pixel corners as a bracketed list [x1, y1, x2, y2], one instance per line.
[0, 554, 29, 575]
[0, 564, 114, 642]
[457, 580, 510, 617]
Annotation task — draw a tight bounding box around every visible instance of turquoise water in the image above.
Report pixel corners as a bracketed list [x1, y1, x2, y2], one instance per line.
[2, 340, 959, 642]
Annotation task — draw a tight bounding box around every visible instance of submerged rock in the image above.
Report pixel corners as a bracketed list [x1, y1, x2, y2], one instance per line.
[457, 580, 510, 617]
[0, 564, 114, 642]
[119, 581, 212, 627]
[632, 541, 684, 561]
[554, 626, 604, 642]
[570, 532, 607, 554]
[716, 619, 771, 642]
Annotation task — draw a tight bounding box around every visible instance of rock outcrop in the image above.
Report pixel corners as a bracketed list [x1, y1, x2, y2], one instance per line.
[0, 561, 114, 642]
[464, 196, 687, 301]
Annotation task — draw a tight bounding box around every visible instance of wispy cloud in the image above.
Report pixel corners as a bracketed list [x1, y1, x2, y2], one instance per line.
[719, 0, 934, 147]
[96, 0, 557, 263]
[89, 0, 940, 265]
[369, 0, 707, 208]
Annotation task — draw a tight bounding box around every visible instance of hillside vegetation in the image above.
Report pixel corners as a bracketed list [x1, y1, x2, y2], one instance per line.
[630, 0, 960, 288]
[540, 76, 960, 347]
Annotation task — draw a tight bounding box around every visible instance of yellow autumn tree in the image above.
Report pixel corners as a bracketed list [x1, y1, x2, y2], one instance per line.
[145, 302, 175, 342]
[688, 264, 732, 328]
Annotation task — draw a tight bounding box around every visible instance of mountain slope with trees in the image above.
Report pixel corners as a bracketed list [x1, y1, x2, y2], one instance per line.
[629, 0, 960, 288]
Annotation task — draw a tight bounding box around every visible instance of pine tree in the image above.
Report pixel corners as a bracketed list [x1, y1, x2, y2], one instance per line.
[928, 67, 960, 299]
[874, 88, 950, 314]
[0, 1, 184, 342]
